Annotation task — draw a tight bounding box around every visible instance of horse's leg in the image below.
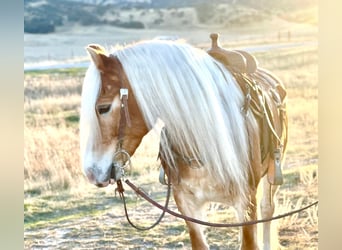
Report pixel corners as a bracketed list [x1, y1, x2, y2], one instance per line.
[260, 174, 279, 250]
[236, 188, 259, 250]
[237, 116, 262, 250]
[173, 187, 209, 250]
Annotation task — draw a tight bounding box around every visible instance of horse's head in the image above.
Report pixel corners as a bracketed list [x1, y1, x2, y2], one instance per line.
[80, 44, 148, 187]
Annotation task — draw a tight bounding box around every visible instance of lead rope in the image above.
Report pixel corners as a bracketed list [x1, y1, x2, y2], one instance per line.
[116, 168, 172, 231]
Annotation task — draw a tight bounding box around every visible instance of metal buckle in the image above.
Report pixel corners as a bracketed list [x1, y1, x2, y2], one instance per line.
[120, 88, 129, 100]
[112, 149, 132, 180]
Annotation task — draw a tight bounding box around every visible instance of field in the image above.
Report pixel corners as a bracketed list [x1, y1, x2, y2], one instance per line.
[24, 8, 318, 249]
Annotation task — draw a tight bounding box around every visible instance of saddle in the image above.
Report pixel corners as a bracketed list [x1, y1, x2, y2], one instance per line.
[207, 33, 258, 74]
[207, 33, 288, 185]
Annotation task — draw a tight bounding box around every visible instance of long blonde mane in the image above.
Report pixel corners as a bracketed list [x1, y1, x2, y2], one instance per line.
[110, 40, 252, 201]
[80, 63, 101, 169]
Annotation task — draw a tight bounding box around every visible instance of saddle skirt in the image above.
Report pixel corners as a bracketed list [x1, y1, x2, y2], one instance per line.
[207, 33, 288, 185]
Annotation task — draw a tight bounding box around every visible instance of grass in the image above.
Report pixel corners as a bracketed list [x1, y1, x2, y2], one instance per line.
[25, 67, 87, 76]
[24, 37, 317, 249]
[24, 166, 317, 249]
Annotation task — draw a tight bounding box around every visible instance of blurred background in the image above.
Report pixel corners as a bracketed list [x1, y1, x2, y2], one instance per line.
[24, 0, 317, 68]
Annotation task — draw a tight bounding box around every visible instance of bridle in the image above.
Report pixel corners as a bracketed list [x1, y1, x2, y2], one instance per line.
[95, 55, 133, 181]
[113, 87, 173, 231]
[111, 79, 173, 230]
[110, 87, 132, 181]
[96, 56, 172, 230]
[96, 56, 318, 231]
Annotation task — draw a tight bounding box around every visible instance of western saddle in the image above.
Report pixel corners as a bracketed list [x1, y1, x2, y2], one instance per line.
[207, 33, 288, 185]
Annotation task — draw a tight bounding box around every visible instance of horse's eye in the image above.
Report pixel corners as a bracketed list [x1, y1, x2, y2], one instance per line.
[97, 104, 111, 115]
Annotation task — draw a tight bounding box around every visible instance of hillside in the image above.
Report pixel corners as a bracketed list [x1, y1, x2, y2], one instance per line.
[24, 0, 317, 34]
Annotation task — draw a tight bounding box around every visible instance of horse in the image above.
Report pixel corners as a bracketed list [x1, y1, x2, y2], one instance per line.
[79, 38, 288, 250]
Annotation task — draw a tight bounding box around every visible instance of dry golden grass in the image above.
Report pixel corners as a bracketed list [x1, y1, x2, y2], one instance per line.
[24, 125, 82, 192]
[24, 72, 86, 194]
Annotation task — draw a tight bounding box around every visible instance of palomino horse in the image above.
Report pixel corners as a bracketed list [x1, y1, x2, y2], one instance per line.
[80, 38, 288, 249]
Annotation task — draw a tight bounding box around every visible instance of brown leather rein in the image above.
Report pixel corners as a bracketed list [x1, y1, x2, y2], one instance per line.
[111, 84, 318, 231]
[102, 56, 318, 231]
[121, 179, 318, 228]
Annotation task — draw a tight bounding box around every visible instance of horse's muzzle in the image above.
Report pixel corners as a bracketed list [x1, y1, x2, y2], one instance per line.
[86, 164, 117, 188]
[91, 162, 124, 188]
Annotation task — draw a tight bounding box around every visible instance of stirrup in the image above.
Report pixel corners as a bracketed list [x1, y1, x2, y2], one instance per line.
[267, 148, 284, 185]
[159, 167, 168, 185]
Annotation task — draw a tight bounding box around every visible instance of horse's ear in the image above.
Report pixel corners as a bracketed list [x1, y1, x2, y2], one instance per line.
[86, 44, 109, 72]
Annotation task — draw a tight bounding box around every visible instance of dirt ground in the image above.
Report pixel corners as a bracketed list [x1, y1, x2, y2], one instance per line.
[24, 162, 318, 250]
